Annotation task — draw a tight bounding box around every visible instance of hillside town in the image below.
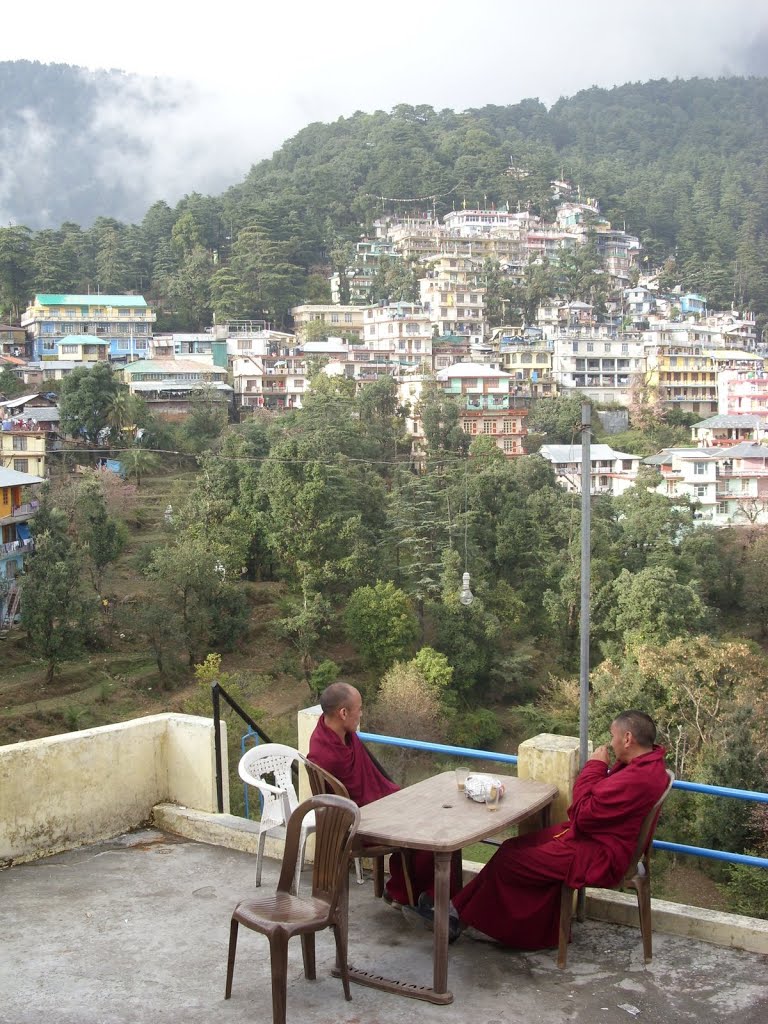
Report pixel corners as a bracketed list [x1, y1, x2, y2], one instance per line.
[3, 195, 768, 629]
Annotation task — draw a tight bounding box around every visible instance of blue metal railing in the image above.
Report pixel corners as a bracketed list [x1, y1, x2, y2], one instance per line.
[358, 730, 768, 871]
[240, 727, 261, 819]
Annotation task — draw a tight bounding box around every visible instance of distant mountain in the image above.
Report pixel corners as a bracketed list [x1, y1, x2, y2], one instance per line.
[0, 61, 250, 228]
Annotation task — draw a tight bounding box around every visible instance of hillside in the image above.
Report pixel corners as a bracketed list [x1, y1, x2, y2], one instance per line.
[1, 72, 767, 327]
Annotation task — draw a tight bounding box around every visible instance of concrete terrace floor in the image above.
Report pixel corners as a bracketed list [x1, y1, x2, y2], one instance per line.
[2, 829, 767, 1024]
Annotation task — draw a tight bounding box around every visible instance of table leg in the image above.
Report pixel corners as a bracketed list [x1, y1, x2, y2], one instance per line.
[432, 850, 452, 995]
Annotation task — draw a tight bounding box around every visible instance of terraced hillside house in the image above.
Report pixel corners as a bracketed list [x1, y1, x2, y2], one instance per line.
[21, 295, 156, 363]
[0, 466, 43, 630]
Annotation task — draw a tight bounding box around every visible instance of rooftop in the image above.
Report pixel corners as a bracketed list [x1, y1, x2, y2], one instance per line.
[3, 828, 766, 1024]
[32, 294, 148, 307]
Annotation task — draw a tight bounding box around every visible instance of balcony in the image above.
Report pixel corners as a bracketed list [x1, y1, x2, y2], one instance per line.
[0, 538, 33, 556]
[2, 713, 766, 1023]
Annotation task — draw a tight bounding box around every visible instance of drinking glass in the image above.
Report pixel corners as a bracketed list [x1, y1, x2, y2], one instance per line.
[486, 783, 500, 812]
[455, 766, 470, 792]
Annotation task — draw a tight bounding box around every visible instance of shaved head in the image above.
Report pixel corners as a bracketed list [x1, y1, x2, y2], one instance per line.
[320, 682, 359, 715]
[613, 710, 656, 749]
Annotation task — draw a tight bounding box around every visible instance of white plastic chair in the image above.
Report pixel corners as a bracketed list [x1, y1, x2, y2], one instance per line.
[238, 743, 314, 895]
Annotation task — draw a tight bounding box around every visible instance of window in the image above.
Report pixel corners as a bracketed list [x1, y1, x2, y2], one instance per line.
[368, 325, 375, 336]
[604, 343, 612, 353]
[344, 313, 352, 323]
[587, 343, 594, 352]
[695, 484, 707, 497]
[621, 343, 629, 354]
[406, 323, 418, 334]
[572, 341, 579, 353]
[716, 501, 728, 515]
[330, 314, 339, 324]
[482, 421, 492, 434]
[622, 460, 632, 471]
[12, 436, 27, 451]
[503, 419, 513, 433]
[503, 438, 515, 452]
[693, 462, 706, 476]
[13, 458, 29, 473]
[388, 324, 394, 334]
[61, 344, 79, 355]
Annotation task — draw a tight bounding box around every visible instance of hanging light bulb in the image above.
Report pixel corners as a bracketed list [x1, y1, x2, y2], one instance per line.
[459, 571, 474, 606]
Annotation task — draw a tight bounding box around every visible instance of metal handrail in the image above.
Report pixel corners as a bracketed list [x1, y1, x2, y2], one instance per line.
[358, 730, 768, 869]
[211, 681, 284, 813]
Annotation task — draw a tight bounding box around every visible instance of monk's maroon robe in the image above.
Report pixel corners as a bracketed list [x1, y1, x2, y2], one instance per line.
[308, 716, 451, 903]
[452, 747, 669, 949]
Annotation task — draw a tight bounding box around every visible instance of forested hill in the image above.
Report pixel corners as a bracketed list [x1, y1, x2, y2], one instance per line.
[227, 77, 768, 313]
[1, 72, 768, 328]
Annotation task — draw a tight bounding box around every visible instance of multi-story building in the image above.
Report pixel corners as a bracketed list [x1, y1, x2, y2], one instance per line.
[644, 338, 718, 415]
[21, 294, 155, 362]
[690, 414, 768, 447]
[437, 362, 528, 457]
[499, 341, 557, 397]
[419, 254, 485, 341]
[0, 324, 29, 360]
[233, 343, 307, 414]
[330, 239, 397, 304]
[538, 443, 641, 495]
[554, 331, 645, 406]
[718, 372, 768, 418]
[120, 359, 231, 419]
[1, 465, 43, 629]
[0, 424, 47, 477]
[647, 443, 768, 526]
[291, 305, 365, 342]
[361, 303, 433, 369]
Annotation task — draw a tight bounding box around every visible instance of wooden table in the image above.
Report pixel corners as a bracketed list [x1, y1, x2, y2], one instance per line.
[337, 770, 557, 1005]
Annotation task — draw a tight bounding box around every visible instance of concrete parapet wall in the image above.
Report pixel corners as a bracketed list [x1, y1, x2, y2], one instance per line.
[153, 802, 284, 862]
[517, 733, 588, 824]
[0, 713, 227, 865]
[584, 887, 768, 956]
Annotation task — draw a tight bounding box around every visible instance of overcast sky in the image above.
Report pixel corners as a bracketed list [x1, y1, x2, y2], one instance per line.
[2, 0, 767, 216]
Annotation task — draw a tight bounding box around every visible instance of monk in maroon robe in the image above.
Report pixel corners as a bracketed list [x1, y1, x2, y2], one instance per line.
[448, 709, 669, 948]
[308, 682, 456, 905]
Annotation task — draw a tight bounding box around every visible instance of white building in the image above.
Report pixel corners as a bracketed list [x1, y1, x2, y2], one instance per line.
[647, 443, 768, 526]
[538, 443, 642, 495]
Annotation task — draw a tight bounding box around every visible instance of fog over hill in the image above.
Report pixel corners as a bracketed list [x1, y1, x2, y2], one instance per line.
[0, 61, 264, 228]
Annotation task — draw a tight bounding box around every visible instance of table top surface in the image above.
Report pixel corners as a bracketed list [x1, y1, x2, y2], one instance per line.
[356, 771, 557, 852]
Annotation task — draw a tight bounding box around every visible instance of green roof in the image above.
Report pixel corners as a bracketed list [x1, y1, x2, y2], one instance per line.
[59, 334, 110, 344]
[35, 294, 148, 308]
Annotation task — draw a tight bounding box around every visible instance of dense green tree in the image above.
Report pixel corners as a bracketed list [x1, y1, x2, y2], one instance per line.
[600, 565, 708, 655]
[22, 506, 97, 682]
[343, 580, 419, 671]
[58, 362, 119, 440]
[0, 367, 25, 398]
[71, 475, 127, 592]
[0, 225, 33, 320]
[144, 535, 241, 667]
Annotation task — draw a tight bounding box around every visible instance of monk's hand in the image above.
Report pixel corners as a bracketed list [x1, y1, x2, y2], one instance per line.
[589, 744, 611, 765]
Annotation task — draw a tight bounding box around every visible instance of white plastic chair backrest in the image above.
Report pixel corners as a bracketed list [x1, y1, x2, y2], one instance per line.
[238, 743, 306, 828]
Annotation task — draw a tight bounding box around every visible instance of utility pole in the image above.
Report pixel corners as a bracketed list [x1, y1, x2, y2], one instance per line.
[579, 402, 591, 769]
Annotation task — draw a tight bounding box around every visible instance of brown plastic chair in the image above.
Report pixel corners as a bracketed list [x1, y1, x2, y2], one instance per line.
[304, 757, 415, 906]
[558, 768, 675, 969]
[225, 794, 361, 1024]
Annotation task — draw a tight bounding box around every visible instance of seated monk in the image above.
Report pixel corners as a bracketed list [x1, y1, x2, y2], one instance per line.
[413, 709, 669, 947]
[308, 681, 459, 906]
